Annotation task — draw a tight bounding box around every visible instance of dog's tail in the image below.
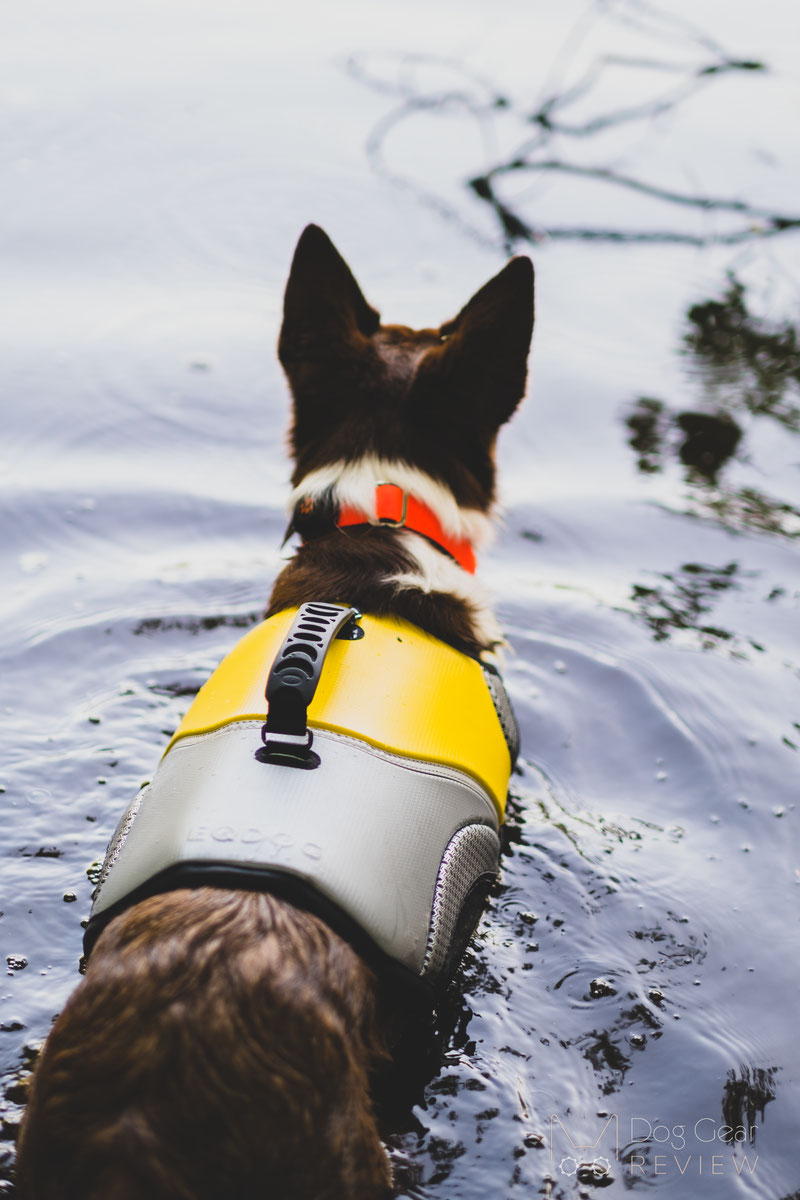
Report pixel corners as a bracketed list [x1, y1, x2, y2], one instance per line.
[16, 889, 391, 1200]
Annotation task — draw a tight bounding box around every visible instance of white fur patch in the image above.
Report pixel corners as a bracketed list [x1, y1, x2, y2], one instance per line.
[390, 533, 504, 653]
[290, 455, 503, 651]
[290, 455, 494, 549]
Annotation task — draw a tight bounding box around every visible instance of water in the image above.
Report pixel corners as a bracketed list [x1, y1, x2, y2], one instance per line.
[1, 1, 799, 1194]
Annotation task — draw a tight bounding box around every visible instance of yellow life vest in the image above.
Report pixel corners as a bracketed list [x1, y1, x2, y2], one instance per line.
[86, 608, 518, 988]
[167, 609, 512, 818]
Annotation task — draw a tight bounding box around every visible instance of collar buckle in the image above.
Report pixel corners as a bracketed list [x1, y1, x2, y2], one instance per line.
[373, 481, 408, 527]
[301, 481, 478, 575]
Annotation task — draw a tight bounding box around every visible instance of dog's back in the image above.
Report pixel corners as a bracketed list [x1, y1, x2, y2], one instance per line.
[16, 226, 533, 1199]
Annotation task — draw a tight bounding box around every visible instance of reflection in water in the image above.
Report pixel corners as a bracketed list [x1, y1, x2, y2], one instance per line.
[578, 1029, 630, 1096]
[625, 275, 800, 539]
[625, 399, 743, 483]
[687, 485, 800, 539]
[629, 562, 744, 648]
[721, 1065, 777, 1144]
[625, 397, 668, 475]
[133, 610, 260, 637]
[347, 1, 800, 250]
[724, 1070, 777, 1142]
[675, 412, 742, 483]
[685, 279, 800, 431]
[0, 1048, 36, 1169]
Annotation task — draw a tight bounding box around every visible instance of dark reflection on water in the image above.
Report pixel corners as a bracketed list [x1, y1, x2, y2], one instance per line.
[629, 561, 746, 649]
[625, 275, 800, 542]
[348, 1, 800, 251]
[675, 412, 742, 484]
[625, 397, 746, 484]
[133, 610, 261, 637]
[688, 485, 800, 540]
[722, 1066, 777, 1146]
[684, 280, 800, 432]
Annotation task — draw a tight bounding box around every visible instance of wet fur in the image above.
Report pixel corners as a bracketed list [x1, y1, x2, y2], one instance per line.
[16, 226, 533, 1199]
[18, 892, 388, 1200]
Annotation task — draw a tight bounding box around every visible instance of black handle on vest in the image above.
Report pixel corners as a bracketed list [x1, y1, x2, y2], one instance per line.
[259, 603, 361, 767]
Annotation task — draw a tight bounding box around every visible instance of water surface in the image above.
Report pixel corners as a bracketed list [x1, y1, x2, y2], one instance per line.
[1, 2, 799, 1195]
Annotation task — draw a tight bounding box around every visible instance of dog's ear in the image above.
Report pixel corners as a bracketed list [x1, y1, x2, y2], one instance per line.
[412, 256, 534, 432]
[278, 225, 380, 370]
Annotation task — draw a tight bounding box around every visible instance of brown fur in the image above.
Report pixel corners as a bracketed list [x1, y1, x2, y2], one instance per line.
[17, 891, 390, 1200]
[267, 527, 487, 658]
[279, 224, 534, 509]
[16, 226, 533, 1199]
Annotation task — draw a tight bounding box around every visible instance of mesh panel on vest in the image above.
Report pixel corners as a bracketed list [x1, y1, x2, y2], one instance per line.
[482, 666, 520, 766]
[421, 823, 500, 979]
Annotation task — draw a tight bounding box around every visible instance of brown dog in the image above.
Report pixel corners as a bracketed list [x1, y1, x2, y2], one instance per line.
[16, 226, 534, 1199]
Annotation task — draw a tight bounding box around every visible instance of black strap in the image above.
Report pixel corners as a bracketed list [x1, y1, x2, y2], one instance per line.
[258, 602, 361, 767]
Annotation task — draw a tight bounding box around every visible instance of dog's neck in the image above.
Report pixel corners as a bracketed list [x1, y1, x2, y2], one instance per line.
[267, 455, 503, 657]
[290, 455, 494, 549]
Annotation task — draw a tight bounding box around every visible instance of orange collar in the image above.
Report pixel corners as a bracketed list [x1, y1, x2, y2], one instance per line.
[337, 483, 477, 574]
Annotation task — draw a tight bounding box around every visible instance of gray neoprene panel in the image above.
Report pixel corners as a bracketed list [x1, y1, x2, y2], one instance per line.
[92, 723, 499, 977]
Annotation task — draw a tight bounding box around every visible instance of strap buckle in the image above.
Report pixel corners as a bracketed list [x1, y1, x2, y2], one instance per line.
[257, 602, 361, 768]
[374, 481, 408, 528]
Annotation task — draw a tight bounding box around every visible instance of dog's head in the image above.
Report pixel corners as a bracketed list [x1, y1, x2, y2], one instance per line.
[278, 225, 534, 512]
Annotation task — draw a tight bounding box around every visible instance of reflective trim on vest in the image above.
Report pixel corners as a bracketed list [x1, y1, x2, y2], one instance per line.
[90, 724, 500, 979]
[166, 610, 512, 818]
